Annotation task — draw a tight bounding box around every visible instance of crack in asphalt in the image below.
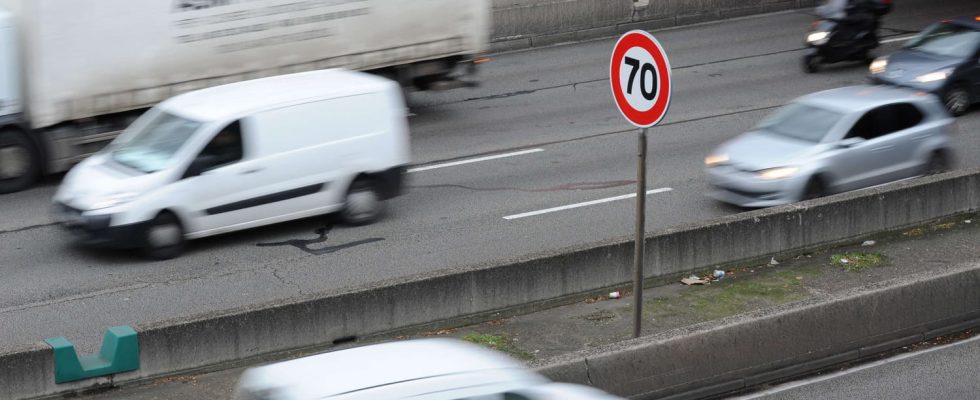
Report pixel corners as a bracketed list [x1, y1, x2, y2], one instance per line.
[0, 283, 150, 315]
[271, 267, 304, 296]
[0, 222, 59, 236]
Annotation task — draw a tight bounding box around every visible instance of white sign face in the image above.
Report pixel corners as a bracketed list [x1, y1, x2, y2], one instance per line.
[610, 30, 672, 128]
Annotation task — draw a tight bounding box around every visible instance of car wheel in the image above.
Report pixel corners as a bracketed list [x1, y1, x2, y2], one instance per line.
[802, 177, 825, 201]
[924, 151, 951, 175]
[802, 54, 821, 74]
[943, 85, 970, 117]
[0, 129, 40, 194]
[142, 212, 185, 260]
[340, 179, 384, 226]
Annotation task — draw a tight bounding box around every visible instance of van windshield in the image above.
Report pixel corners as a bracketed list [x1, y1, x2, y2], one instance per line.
[111, 111, 202, 173]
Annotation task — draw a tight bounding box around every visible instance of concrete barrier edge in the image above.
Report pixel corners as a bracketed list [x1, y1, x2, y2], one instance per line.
[489, 0, 821, 53]
[534, 263, 980, 399]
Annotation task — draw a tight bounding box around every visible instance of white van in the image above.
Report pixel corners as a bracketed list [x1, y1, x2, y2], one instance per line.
[52, 69, 410, 259]
[233, 338, 625, 400]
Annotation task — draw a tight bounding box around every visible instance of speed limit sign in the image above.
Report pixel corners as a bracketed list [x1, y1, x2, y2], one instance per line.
[610, 30, 672, 128]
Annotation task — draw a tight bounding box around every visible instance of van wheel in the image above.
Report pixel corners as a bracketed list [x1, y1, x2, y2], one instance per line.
[0, 129, 40, 194]
[142, 212, 185, 260]
[340, 179, 384, 226]
[924, 151, 950, 175]
[943, 85, 970, 117]
[801, 177, 825, 201]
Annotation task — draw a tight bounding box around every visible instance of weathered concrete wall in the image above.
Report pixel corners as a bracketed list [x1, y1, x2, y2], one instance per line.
[490, 0, 821, 51]
[4, 168, 979, 399]
[537, 263, 980, 399]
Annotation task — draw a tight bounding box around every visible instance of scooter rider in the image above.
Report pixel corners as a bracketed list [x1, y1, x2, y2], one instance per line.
[816, 0, 878, 45]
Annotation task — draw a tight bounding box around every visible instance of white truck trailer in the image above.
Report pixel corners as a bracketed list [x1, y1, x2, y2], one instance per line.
[0, 0, 490, 193]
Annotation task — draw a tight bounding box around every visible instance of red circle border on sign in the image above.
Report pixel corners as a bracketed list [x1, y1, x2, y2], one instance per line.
[610, 30, 672, 128]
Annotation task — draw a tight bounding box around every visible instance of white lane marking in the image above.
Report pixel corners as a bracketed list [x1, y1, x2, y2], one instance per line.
[408, 149, 545, 173]
[881, 35, 916, 44]
[503, 188, 673, 220]
[732, 334, 980, 399]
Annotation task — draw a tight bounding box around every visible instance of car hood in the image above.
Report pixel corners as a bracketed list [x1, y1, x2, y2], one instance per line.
[717, 130, 820, 171]
[53, 153, 168, 211]
[882, 50, 964, 83]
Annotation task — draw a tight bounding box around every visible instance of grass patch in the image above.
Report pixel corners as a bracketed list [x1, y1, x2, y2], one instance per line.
[646, 265, 819, 321]
[831, 251, 885, 272]
[462, 333, 534, 360]
[903, 228, 924, 237]
[931, 222, 956, 231]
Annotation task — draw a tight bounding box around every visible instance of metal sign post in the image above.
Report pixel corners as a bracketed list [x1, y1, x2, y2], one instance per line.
[633, 128, 647, 338]
[609, 30, 671, 339]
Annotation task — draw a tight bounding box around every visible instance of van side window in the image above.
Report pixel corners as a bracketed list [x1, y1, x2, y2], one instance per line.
[200, 121, 244, 169]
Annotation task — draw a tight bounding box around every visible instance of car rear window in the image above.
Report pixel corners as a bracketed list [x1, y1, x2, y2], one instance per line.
[755, 103, 844, 143]
[904, 22, 980, 59]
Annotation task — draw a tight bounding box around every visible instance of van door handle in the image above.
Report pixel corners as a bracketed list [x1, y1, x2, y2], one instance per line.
[239, 167, 263, 175]
[871, 145, 894, 152]
[912, 136, 928, 142]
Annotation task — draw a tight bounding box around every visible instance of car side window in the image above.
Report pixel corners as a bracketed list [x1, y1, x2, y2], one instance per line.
[845, 103, 923, 141]
[199, 121, 244, 170]
[889, 103, 924, 132]
[845, 110, 880, 140]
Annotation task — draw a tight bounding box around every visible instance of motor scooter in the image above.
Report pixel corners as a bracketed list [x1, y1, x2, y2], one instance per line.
[802, 0, 891, 73]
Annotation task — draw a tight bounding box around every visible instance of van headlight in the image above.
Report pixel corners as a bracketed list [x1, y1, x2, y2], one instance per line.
[869, 57, 888, 75]
[757, 167, 799, 180]
[90, 192, 139, 210]
[806, 31, 829, 45]
[914, 68, 952, 83]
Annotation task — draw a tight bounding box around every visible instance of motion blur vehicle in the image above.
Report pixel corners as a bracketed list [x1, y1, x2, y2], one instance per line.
[803, 0, 892, 73]
[705, 85, 954, 208]
[869, 16, 980, 116]
[233, 338, 625, 400]
[53, 69, 410, 259]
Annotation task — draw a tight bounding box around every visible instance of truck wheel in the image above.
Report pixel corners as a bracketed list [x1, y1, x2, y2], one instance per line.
[142, 212, 186, 260]
[943, 85, 970, 117]
[0, 129, 40, 194]
[340, 179, 384, 226]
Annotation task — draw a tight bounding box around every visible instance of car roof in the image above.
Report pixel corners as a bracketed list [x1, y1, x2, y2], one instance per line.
[161, 68, 395, 122]
[795, 85, 931, 114]
[237, 339, 541, 398]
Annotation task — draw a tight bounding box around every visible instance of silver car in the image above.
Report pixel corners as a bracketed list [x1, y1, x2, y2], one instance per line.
[705, 85, 955, 208]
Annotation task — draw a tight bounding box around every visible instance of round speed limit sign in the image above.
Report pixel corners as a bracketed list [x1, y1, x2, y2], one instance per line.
[610, 30, 672, 128]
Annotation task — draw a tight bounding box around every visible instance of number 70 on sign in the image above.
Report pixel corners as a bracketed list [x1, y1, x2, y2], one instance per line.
[610, 30, 672, 128]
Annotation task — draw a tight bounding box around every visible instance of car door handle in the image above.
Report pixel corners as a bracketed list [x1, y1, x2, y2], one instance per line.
[239, 167, 264, 175]
[871, 145, 894, 152]
[912, 136, 928, 142]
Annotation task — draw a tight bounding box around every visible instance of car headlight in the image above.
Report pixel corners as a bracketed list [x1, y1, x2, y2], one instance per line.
[806, 31, 829, 45]
[89, 192, 139, 210]
[869, 57, 888, 75]
[914, 68, 952, 83]
[757, 167, 799, 180]
[705, 154, 729, 167]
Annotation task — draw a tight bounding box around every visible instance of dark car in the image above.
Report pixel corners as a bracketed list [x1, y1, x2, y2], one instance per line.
[869, 16, 980, 116]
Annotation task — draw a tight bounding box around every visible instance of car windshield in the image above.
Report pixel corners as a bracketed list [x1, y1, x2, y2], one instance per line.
[755, 103, 843, 143]
[904, 22, 980, 59]
[111, 111, 202, 173]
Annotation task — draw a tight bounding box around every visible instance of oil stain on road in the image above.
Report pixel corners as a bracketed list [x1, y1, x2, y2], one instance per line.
[256, 226, 384, 255]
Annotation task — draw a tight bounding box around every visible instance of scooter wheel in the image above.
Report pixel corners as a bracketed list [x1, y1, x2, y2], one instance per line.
[802, 55, 820, 74]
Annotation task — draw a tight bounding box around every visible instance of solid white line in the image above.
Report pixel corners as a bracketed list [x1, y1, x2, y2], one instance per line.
[503, 188, 673, 220]
[732, 334, 980, 399]
[407, 149, 544, 173]
[881, 35, 916, 44]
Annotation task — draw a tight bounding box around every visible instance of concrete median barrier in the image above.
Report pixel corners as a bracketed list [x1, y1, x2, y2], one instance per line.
[490, 0, 820, 51]
[536, 262, 980, 399]
[2, 168, 979, 399]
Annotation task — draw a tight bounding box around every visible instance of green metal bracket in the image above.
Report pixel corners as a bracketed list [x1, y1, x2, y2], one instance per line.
[43, 326, 140, 384]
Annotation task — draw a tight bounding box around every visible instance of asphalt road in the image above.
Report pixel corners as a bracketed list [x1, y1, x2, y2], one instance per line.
[1, 1, 979, 353]
[734, 335, 980, 400]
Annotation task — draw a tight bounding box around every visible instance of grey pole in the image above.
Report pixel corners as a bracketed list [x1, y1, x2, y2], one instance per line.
[633, 127, 648, 338]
